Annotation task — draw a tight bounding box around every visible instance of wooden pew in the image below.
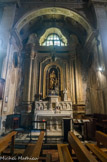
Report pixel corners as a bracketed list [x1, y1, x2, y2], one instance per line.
[39, 154, 52, 162]
[19, 131, 44, 162]
[57, 144, 73, 162]
[94, 114, 107, 132]
[68, 131, 98, 162]
[86, 143, 107, 162]
[96, 131, 107, 148]
[0, 131, 17, 155]
[86, 131, 107, 162]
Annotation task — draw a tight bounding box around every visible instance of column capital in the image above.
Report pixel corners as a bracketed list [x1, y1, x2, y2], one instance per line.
[25, 44, 37, 59]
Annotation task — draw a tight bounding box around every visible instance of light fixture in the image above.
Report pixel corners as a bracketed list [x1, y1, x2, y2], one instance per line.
[98, 67, 102, 71]
[98, 66, 104, 72]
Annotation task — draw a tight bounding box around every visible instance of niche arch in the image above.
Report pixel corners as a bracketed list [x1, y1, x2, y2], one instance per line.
[43, 63, 63, 98]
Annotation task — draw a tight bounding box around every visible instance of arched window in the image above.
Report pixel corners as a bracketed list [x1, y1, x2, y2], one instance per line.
[42, 33, 66, 46]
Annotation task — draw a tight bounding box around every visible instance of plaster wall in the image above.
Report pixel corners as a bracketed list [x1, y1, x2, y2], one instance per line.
[0, 4, 19, 118]
[2, 37, 22, 116]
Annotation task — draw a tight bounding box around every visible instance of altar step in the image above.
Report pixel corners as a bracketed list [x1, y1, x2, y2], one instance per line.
[14, 130, 82, 144]
[15, 134, 64, 144]
[31, 136, 64, 144]
[30, 130, 63, 136]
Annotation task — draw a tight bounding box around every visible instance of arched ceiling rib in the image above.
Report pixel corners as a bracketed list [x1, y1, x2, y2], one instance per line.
[15, 7, 92, 36]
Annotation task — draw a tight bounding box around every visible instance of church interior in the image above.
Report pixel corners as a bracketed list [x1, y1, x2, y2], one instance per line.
[0, 0, 107, 161]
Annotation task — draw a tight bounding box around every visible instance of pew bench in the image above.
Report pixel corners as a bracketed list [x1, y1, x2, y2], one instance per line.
[96, 131, 107, 148]
[0, 131, 17, 155]
[89, 114, 107, 133]
[86, 143, 107, 162]
[86, 131, 107, 162]
[19, 131, 44, 162]
[57, 144, 73, 162]
[68, 131, 98, 162]
[39, 154, 52, 162]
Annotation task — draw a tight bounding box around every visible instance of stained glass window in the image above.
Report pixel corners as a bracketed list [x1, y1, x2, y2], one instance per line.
[42, 34, 66, 46]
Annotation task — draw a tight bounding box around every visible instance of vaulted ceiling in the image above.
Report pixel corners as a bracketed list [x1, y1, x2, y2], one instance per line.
[20, 14, 87, 46]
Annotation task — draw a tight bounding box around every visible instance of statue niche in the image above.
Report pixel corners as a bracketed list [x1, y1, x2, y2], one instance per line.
[46, 67, 61, 96]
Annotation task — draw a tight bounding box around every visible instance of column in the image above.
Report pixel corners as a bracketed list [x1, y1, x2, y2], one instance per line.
[24, 34, 39, 104]
[44, 103, 47, 110]
[92, 1, 107, 69]
[49, 102, 52, 110]
[43, 119, 45, 130]
[71, 59, 76, 104]
[0, 5, 16, 79]
[23, 49, 32, 101]
[35, 56, 39, 95]
[50, 121, 53, 131]
[34, 114, 37, 129]
[37, 116, 40, 130]
[30, 45, 38, 101]
[56, 121, 59, 131]
[92, 1, 107, 114]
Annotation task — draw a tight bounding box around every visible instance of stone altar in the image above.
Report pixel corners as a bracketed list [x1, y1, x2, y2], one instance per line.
[34, 96, 73, 136]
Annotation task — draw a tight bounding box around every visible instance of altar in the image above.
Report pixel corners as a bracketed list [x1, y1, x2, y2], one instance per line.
[34, 95, 73, 136]
[34, 65, 73, 135]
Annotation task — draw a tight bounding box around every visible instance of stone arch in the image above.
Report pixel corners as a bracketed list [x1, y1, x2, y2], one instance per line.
[14, 7, 93, 37]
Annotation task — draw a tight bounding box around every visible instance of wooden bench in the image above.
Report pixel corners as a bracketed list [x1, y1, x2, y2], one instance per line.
[90, 114, 107, 133]
[57, 144, 73, 162]
[86, 143, 107, 162]
[39, 154, 52, 162]
[0, 131, 17, 155]
[86, 131, 107, 162]
[19, 131, 44, 162]
[96, 131, 107, 148]
[68, 131, 98, 162]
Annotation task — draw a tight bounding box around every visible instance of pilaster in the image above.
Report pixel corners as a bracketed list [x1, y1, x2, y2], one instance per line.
[92, 0, 107, 70]
[0, 4, 16, 79]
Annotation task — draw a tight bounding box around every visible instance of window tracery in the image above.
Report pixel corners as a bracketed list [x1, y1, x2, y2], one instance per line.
[42, 33, 66, 46]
